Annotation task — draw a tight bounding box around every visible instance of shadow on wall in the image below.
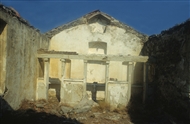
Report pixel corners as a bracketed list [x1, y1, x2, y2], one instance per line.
[127, 19, 190, 123]
[126, 49, 175, 124]
[131, 62, 144, 103]
[0, 96, 81, 124]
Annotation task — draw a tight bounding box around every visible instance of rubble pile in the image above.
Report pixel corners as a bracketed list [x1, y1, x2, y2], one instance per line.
[0, 93, 132, 124]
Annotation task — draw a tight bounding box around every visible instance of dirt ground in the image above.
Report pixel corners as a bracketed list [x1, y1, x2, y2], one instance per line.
[1, 94, 189, 124]
[0, 94, 131, 124]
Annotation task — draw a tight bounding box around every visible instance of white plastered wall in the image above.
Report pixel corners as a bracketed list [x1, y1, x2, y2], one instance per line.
[49, 21, 144, 100]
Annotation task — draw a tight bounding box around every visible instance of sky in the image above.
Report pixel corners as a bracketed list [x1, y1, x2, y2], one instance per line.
[1, 0, 190, 35]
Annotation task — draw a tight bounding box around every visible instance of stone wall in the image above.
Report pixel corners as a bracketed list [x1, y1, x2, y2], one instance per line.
[0, 6, 49, 109]
[142, 19, 190, 121]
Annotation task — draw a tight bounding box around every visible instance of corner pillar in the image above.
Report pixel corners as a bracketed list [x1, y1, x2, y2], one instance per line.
[60, 58, 66, 102]
[105, 61, 110, 103]
[127, 62, 134, 102]
[83, 60, 88, 96]
[44, 58, 49, 100]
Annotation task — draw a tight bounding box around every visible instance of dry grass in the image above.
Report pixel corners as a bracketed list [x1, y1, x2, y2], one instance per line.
[91, 100, 129, 115]
[58, 103, 72, 108]
[91, 100, 110, 112]
[19, 99, 36, 110]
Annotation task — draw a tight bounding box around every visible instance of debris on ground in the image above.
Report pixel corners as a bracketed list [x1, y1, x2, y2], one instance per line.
[0, 93, 132, 124]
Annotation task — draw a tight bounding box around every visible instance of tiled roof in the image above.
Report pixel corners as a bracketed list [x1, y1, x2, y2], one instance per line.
[0, 3, 39, 31]
[45, 10, 148, 41]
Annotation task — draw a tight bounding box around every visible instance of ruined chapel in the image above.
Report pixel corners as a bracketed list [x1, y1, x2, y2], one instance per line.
[0, 4, 189, 121]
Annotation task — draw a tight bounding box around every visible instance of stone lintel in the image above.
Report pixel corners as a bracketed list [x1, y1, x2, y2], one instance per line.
[37, 54, 148, 62]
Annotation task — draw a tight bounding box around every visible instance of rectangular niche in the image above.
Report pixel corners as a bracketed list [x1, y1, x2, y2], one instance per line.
[88, 41, 107, 55]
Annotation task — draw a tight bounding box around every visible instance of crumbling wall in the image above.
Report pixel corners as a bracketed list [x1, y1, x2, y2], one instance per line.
[0, 6, 49, 109]
[48, 14, 148, 102]
[49, 23, 147, 82]
[142, 19, 190, 121]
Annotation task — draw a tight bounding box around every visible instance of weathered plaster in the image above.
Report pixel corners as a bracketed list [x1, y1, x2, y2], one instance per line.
[47, 11, 148, 106]
[0, 8, 49, 109]
[61, 82, 84, 106]
[49, 23, 146, 82]
[107, 83, 128, 108]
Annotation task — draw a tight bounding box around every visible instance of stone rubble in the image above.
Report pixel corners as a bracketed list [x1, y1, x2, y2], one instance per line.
[3, 93, 131, 123]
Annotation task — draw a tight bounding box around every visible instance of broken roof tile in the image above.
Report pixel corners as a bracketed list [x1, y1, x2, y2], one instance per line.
[0, 3, 39, 32]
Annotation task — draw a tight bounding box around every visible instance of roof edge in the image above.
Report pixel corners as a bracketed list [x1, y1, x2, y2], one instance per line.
[0, 3, 41, 32]
[45, 10, 148, 40]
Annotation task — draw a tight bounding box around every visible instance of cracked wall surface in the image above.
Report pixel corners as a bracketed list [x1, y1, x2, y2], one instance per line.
[0, 7, 49, 109]
[48, 14, 148, 103]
